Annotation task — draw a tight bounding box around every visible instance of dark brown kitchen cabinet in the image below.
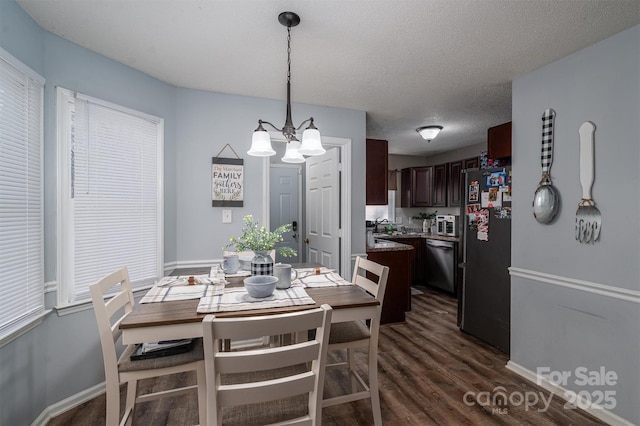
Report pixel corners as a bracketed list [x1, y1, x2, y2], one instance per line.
[448, 156, 480, 207]
[366, 139, 388, 205]
[488, 122, 512, 159]
[401, 166, 433, 207]
[383, 237, 426, 285]
[432, 163, 448, 207]
[411, 166, 433, 207]
[366, 248, 412, 324]
[465, 156, 479, 169]
[448, 161, 463, 207]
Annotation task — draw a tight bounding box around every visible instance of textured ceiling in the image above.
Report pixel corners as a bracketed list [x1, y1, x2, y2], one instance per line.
[18, 0, 640, 155]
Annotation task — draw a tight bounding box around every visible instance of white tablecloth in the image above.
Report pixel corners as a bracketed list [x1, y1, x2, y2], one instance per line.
[292, 271, 352, 288]
[197, 286, 315, 313]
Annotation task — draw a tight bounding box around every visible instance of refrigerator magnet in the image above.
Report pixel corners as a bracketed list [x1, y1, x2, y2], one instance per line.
[486, 171, 507, 187]
[469, 181, 479, 202]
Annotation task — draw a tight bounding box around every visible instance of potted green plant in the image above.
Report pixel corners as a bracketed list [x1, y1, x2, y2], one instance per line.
[224, 215, 296, 275]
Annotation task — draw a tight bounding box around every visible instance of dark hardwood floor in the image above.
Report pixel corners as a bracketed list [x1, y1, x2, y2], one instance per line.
[48, 287, 605, 425]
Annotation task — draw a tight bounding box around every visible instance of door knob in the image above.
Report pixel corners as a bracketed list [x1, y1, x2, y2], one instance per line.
[304, 238, 309, 244]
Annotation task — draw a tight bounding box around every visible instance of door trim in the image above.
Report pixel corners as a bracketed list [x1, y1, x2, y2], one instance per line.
[263, 135, 352, 280]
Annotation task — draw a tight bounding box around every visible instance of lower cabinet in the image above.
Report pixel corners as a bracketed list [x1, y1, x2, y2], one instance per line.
[385, 237, 426, 285]
[366, 248, 413, 324]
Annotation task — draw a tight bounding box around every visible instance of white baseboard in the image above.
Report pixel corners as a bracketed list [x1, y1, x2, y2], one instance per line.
[31, 382, 105, 426]
[506, 361, 634, 426]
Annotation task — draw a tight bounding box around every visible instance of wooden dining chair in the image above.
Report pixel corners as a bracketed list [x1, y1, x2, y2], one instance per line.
[322, 256, 389, 426]
[90, 267, 207, 426]
[202, 304, 333, 426]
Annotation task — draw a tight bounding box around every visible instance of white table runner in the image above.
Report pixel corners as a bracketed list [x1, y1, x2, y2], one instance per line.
[292, 271, 353, 288]
[197, 286, 315, 313]
[140, 284, 224, 303]
[157, 275, 226, 287]
[294, 267, 335, 279]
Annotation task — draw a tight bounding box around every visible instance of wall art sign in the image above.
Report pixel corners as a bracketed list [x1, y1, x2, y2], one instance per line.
[212, 157, 244, 207]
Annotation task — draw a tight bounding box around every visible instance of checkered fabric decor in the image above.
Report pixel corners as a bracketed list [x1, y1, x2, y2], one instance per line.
[541, 108, 556, 174]
[251, 261, 273, 276]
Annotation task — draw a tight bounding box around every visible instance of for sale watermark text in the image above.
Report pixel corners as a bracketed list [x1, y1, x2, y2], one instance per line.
[537, 366, 618, 410]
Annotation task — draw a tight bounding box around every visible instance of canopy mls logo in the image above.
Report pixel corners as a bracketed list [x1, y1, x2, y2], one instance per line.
[463, 366, 619, 415]
[463, 386, 553, 414]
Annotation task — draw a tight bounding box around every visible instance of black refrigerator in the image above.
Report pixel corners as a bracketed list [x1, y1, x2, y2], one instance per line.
[458, 167, 511, 354]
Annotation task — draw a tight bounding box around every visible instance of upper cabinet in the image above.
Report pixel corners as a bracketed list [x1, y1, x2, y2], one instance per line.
[366, 139, 388, 205]
[432, 164, 448, 207]
[448, 156, 480, 207]
[402, 157, 479, 208]
[488, 122, 512, 159]
[401, 166, 432, 207]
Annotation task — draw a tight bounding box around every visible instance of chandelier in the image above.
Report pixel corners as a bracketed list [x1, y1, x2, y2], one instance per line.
[247, 11, 325, 163]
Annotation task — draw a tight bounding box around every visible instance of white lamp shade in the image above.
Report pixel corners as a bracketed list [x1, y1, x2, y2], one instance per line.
[416, 126, 442, 141]
[281, 140, 305, 163]
[298, 127, 325, 156]
[248, 130, 276, 156]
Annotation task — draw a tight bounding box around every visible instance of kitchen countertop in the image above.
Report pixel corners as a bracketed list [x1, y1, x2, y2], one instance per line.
[366, 239, 415, 253]
[373, 233, 460, 243]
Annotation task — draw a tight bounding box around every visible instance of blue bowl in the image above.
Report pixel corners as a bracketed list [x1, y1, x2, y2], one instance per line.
[244, 275, 278, 298]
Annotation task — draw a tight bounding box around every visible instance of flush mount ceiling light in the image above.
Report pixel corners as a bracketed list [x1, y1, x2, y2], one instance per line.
[248, 11, 325, 162]
[416, 125, 443, 142]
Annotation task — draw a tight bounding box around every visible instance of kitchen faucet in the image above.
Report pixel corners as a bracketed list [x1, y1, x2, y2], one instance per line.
[374, 217, 389, 233]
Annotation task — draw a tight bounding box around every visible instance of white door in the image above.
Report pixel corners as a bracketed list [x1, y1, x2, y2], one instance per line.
[305, 148, 340, 270]
[269, 165, 301, 263]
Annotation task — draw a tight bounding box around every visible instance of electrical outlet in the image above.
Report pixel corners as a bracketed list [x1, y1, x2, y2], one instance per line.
[222, 209, 232, 223]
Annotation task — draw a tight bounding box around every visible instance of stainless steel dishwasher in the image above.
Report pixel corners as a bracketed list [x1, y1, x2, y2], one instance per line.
[425, 239, 456, 293]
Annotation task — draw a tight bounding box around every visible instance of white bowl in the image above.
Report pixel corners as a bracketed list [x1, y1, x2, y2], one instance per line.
[244, 275, 278, 298]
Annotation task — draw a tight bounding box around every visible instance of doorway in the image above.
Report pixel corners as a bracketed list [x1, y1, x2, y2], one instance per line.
[264, 136, 352, 280]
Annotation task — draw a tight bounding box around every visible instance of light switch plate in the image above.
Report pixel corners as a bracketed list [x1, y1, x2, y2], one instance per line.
[222, 209, 232, 223]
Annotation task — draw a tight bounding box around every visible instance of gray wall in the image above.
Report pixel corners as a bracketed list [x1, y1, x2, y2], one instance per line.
[0, 1, 366, 424]
[511, 25, 639, 424]
[1, 2, 179, 425]
[174, 88, 366, 264]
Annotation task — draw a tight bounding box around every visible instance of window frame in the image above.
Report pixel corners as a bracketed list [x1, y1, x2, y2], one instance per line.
[56, 87, 164, 307]
[0, 47, 45, 344]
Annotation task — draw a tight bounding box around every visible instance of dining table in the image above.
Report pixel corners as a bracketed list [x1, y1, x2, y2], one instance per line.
[119, 264, 379, 345]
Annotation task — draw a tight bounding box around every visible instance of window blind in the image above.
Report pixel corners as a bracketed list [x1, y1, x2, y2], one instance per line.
[58, 90, 163, 304]
[0, 49, 44, 338]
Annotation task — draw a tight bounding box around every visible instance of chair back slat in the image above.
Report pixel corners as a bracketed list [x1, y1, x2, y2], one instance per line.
[208, 308, 325, 340]
[104, 289, 132, 319]
[218, 371, 315, 406]
[216, 341, 320, 374]
[203, 304, 332, 425]
[352, 257, 390, 304]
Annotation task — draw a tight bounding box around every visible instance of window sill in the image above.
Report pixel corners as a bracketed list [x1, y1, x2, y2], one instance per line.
[54, 284, 154, 316]
[0, 309, 52, 349]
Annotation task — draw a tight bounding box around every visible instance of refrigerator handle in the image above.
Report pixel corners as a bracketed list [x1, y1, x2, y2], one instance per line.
[458, 262, 467, 268]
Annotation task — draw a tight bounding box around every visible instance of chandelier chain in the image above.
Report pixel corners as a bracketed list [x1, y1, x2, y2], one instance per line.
[287, 25, 291, 86]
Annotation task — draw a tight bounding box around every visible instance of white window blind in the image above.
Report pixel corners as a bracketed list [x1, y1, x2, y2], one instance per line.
[57, 88, 163, 305]
[0, 48, 44, 339]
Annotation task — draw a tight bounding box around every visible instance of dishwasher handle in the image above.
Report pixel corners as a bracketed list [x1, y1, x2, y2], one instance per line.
[426, 241, 453, 249]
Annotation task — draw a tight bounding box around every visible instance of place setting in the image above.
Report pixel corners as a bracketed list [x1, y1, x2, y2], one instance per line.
[197, 263, 315, 313]
[140, 274, 225, 303]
